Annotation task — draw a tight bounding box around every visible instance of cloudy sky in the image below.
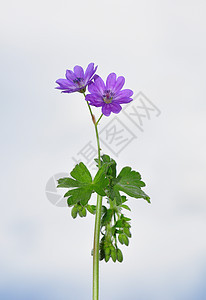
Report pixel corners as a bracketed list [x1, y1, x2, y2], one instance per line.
[1, 0, 206, 299]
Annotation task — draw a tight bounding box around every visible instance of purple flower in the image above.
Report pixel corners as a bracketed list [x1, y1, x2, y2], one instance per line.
[56, 63, 97, 94]
[85, 73, 133, 116]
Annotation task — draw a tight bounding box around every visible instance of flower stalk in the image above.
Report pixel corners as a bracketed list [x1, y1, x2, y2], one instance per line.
[93, 192, 102, 300]
[84, 92, 103, 300]
[92, 113, 103, 300]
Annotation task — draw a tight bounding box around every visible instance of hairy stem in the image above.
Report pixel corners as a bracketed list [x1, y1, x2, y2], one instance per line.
[93, 193, 102, 300]
[93, 113, 103, 300]
[84, 93, 103, 300]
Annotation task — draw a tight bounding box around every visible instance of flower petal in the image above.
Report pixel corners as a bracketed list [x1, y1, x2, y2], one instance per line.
[94, 75, 106, 94]
[106, 73, 116, 90]
[66, 70, 76, 81]
[113, 76, 125, 93]
[84, 63, 97, 82]
[61, 88, 80, 93]
[113, 97, 133, 104]
[110, 102, 122, 114]
[113, 89, 133, 102]
[102, 103, 112, 116]
[86, 94, 104, 107]
[56, 79, 75, 89]
[88, 81, 102, 95]
[114, 89, 133, 99]
[74, 65, 84, 79]
[85, 94, 97, 101]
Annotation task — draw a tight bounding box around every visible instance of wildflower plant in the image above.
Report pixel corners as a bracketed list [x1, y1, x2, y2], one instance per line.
[55, 63, 150, 300]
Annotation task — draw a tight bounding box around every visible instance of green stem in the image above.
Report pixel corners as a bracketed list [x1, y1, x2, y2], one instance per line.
[95, 114, 103, 167]
[83, 92, 103, 300]
[93, 113, 103, 300]
[113, 213, 118, 248]
[83, 91, 95, 124]
[93, 193, 102, 300]
[87, 101, 94, 121]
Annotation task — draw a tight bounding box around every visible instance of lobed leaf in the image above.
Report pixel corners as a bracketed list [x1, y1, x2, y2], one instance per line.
[57, 162, 112, 208]
[113, 167, 150, 203]
[70, 162, 92, 183]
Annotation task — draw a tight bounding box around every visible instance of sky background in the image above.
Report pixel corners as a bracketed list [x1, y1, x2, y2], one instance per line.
[1, 0, 206, 299]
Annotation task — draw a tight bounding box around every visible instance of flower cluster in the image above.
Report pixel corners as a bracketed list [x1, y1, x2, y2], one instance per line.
[56, 63, 133, 116]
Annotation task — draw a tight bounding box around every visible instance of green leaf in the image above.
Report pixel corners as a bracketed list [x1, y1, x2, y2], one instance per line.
[122, 234, 129, 246]
[57, 162, 93, 206]
[124, 227, 132, 238]
[57, 162, 112, 207]
[93, 163, 110, 196]
[105, 255, 110, 262]
[79, 207, 87, 218]
[121, 196, 127, 203]
[101, 154, 117, 178]
[115, 229, 123, 234]
[115, 220, 124, 228]
[57, 177, 81, 188]
[87, 204, 96, 215]
[121, 204, 131, 211]
[121, 215, 131, 222]
[113, 190, 122, 205]
[101, 154, 111, 163]
[104, 247, 111, 256]
[110, 247, 117, 262]
[71, 206, 78, 219]
[117, 248, 123, 262]
[107, 188, 122, 206]
[66, 186, 93, 206]
[70, 162, 92, 183]
[113, 167, 150, 203]
[118, 234, 124, 245]
[101, 209, 113, 226]
[101, 205, 107, 214]
[81, 207, 87, 217]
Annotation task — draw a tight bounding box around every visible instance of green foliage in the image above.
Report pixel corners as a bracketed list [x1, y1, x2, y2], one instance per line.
[113, 166, 150, 203]
[93, 163, 110, 196]
[86, 204, 96, 215]
[57, 162, 111, 209]
[96, 155, 150, 205]
[57, 154, 150, 263]
[71, 203, 87, 219]
[98, 197, 133, 263]
[57, 162, 93, 206]
[116, 248, 123, 262]
[95, 154, 150, 263]
[101, 209, 113, 226]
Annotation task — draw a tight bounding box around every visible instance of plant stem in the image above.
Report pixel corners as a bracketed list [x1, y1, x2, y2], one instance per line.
[93, 113, 103, 300]
[95, 114, 103, 167]
[83, 93, 103, 300]
[83, 92, 96, 124]
[93, 193, 102, 300]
